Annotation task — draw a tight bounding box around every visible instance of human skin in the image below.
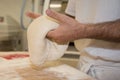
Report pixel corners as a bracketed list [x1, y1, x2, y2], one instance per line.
[26, 12, 41, 19]
[26, 9, 120, 44]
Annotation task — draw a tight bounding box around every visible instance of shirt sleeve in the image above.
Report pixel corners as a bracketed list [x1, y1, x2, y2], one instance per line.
[65, 0, 76, 16]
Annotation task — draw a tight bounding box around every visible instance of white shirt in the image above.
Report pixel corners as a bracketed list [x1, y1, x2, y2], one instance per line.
[66, 0, 120, 23]
[65, 0, 120, 61]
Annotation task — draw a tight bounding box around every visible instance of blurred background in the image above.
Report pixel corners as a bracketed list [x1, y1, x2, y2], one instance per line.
[0, 0, 79, 63]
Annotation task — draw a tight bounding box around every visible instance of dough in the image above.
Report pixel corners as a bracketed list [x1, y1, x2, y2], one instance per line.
[27, 15, 68, 66]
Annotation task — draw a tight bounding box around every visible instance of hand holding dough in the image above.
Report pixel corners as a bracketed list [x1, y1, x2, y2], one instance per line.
[27, 15, 68, 66]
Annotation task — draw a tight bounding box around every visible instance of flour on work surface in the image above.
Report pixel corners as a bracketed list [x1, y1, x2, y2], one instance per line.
[45, 64, 94, 80]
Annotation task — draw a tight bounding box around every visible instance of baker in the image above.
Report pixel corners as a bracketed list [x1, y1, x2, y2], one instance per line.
[27, 0, 120, 80]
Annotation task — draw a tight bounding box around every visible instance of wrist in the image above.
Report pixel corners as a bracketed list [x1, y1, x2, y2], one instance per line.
[73, 22, 89, 39]
[85, 23, 103, 39]
[75, 23, 98, 39]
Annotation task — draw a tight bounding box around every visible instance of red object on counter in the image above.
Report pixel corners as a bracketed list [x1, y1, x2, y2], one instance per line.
[0, 54, 29, 60]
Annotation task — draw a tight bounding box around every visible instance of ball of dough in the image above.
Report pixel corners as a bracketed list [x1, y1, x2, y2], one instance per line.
[27, 15, 68, 66]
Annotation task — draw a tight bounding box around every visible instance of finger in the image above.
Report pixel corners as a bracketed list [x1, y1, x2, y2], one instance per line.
[46, 30, 55, 40]
[46, 29, 59, 43]
[46, 9, 69, 23]
[47, 30, 68, 44]
[26, 12, 41, 19]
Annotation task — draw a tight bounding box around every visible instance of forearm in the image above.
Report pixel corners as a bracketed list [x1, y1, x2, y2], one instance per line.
[82, 19, 120, 42]
[46, 10, 120, 43]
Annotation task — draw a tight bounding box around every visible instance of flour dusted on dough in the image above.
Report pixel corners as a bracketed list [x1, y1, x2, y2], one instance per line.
[27, 15, 68, 66]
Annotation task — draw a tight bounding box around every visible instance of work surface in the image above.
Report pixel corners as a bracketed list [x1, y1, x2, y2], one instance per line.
[0, 52, 94, 80]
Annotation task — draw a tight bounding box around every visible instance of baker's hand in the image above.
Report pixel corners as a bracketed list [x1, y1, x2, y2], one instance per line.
[26, 11, 41, 19]
[46, 9, 85, 44]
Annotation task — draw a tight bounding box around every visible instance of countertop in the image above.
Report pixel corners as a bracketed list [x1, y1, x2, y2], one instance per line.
[0, 52, 94, 80]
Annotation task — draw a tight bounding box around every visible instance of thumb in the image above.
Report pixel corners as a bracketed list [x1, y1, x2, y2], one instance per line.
[46, 30, 56, 41]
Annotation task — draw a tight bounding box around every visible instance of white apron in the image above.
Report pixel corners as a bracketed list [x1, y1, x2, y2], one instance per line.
[77, 47, 120, 80]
